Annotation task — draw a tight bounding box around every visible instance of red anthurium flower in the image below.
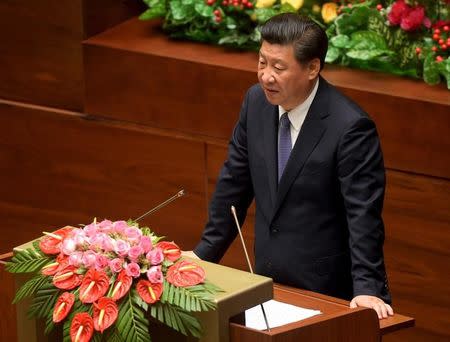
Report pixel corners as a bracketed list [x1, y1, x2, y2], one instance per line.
[70, 312, 94, 342]
[53, 292, 75, 323]
[42, 254, 69, 276]
[156, 241, 181, 262]
[111, 270, 132, 301]
[93, 297, 118, 333]
[39, 226, 74, 255]
[53, 265, 82, 290]
[79, 269, 109, 304]
[136, 279, 163, 304]
[166, 260, 205, 287]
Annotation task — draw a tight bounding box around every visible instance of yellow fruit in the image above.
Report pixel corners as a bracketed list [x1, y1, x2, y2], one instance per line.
[255, 0, 277, 9]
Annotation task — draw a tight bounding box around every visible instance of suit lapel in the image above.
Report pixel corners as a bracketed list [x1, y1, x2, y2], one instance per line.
[272, 78, 330, 219]
[262, 103, 279, 210]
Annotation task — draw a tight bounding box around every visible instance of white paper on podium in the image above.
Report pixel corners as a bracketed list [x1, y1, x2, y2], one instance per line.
[245, 299, 321, 330]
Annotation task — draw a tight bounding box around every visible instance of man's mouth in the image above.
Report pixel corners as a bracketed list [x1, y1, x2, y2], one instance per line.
[264, 88, 279, 94]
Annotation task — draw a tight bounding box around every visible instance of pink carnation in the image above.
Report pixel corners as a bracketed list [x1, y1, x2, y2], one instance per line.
[125, 262, 141, 278]
[147, 266, 163, 284]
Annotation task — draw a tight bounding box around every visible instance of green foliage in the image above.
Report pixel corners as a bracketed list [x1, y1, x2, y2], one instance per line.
[140, 0, 167, 20]
[160, 280, 219, 312]
[6, 246, 53, 273]
[28, 279, 61, 319]
[116, 290, 152, 342]
[149, 302, 202, 337]
[13, 274, 49, 304]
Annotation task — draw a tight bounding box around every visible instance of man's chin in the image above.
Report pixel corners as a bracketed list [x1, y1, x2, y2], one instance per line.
[263, 90, 281, 105]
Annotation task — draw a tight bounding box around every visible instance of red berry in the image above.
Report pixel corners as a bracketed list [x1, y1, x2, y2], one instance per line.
[436, 56, 443, 63]
[206, 0, 214, 5]
[215, 16, 222, 23]
[242, 0, 248, 3]
[439, 39, 444, 45]
[415, 47, 421, 54]
[376, 4, 382, 10]
[447, 38, 450, 45]
[214, 9, 220, 15]
[441, 44, 448, 50]
[347, 3, 352, 8]
[432, 46, 438, 52]
[434, 29, 441, 35]
[444, 26, 449, 32]
[222, 0, 227, 4]
[433, 34, 440, 41]
[246, 2, 253, 7]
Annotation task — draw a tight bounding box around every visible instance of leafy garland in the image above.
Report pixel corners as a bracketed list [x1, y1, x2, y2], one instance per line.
[139, 0, 450, 89]
[6, 221, 222, 341]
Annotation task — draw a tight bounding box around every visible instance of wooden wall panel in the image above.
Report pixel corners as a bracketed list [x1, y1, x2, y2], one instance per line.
[0, 263, 17, 342]
[0, 0, 84, 111]
[83, 18, 449, 180]
[0, 101, 207, 254]
[383, 170, 450, 341]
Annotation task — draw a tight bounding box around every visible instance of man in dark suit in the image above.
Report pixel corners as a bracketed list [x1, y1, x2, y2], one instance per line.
[189, 13, 393, 319]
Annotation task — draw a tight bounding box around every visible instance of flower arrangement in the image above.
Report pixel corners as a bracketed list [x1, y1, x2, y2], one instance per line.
[139, 0, 450, 89]
[6, 219, 221, 342]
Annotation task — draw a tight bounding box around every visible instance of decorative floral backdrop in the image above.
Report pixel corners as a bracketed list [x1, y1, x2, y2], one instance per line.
[140, 0, 450, 89]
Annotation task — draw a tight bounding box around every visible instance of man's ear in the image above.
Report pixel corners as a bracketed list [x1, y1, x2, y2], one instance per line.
[308, 58, 321, 80]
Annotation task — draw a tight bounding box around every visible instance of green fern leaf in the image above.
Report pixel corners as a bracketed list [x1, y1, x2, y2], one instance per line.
[13, 274, 49, 304]
[161, 281, 218, 312]
[6, 247, 53, 273]
[116, 290, 151, 342]
[27, 280, 61, 319]
[150, 302, 202, 338]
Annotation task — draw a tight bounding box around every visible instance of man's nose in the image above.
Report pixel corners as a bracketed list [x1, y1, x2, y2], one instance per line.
[260, 71, 274, 84]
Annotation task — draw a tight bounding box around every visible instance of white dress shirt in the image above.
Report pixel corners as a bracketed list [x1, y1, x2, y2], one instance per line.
[278, 78, 319, 147]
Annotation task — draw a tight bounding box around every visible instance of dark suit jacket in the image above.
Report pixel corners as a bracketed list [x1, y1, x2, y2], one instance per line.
[194, 77, 391, 303]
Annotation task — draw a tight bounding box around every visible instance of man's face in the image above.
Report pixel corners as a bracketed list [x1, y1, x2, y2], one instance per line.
[257, 41, 318, 111]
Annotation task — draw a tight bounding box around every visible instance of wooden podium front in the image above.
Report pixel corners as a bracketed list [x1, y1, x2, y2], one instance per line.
[230, 284, 414, 342]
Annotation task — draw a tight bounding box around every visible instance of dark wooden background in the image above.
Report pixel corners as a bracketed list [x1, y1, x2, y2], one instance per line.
[1, 1, 449, 341]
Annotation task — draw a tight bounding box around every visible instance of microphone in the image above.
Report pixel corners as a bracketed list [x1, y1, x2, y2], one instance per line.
[231, 205, 271, 331]
[134, 189, 185, 222]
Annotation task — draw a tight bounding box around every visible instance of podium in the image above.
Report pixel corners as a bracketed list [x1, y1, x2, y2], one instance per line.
[12, 242, 413, 342]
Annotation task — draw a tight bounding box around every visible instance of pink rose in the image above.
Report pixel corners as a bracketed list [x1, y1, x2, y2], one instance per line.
[124, 227, 142, 242]
[146, 248, 164, 265]
[95, 254, 110, 271]
[98, 219, 113, 233]
[83, 223, 98, 237]
[113, 220, 128, 235]
[125, 262, 141, 278]
[109, 258, 124, 273]
[72, 229, 88, 246]
[101, 236, 115, 252]
[147, 266, 163, 284]
[139, 236, 153, 253]
[114, 240, 130, 257]
[61, 238, 77, 255]
[82, 250, 97, 268]
[68, 251, 83, 267]
[128, 246, 144, 262]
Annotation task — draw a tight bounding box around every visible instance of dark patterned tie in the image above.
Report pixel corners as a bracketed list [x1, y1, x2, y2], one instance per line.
[278, 112, 292, 182]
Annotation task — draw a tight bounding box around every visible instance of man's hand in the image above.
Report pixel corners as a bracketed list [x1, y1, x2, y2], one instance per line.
[181, 250, 200, 259]
[350, 295, 394, 319]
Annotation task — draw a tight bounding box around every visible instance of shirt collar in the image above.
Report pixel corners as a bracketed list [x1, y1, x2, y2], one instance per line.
[278, 78, 319, 131]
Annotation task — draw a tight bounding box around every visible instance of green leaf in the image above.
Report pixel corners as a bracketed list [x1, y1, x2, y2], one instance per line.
[13, 274, 49, 304]
[346, 49, 391, 60]
[116, 291, 151, 342]
[160, 281, 219, 312]
[330, 34, 350, 49]
[139, 5, 167, 20]
[6, 247, 53, 273]
[335, 6, 371, 36]
[350, 31, 387, 50]
[194, 2, 213, 17]
[27, 280, 61, 319]
[423, 53, 441, 85]
[150, 302, 202, 338]
[254, 8, 278, 24]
